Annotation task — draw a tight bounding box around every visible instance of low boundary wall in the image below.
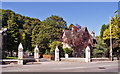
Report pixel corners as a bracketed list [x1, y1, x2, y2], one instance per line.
[2, 59, 18, 64]
[60, 58, 85, 62]
[61, 58, 112, 62]
[2, 58, 35, 64]
[91, 58, 110, 62]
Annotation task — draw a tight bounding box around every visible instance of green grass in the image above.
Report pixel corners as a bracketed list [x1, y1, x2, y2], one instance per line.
[6, 56, 18, 59]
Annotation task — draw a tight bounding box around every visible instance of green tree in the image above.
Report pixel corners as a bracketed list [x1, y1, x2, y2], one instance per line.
[103, 24, 120, 40]
[31, 24, 41, 48]
[63, 47, 73, 56]
[93, 39, 107, 57]
[32, 15, 67, 54]
[49, 41, 63, 53]
[68, 23, 74, 30]
[46, 15, 67, 28]
[7, 13, 20, 56]
[103, 14, 120, 58]
[2, 9, 13, 27]
[99, 24, 109, 39]
[2, 9, 68, 57]
[2, 9, 41, 55]
[22, 17, 40, 51]
[0, 9, 2, 28]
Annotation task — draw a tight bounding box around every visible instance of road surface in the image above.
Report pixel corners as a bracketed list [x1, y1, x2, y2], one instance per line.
[1, 60, 119, 72]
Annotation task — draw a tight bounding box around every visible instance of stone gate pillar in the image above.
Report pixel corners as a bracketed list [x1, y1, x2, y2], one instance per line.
[0, 28, 7, 59]
[34, 45, 39, 62]
[85, 46, 91, 63]
[18, 43, 23, 65]
[55, 46, 59, 61]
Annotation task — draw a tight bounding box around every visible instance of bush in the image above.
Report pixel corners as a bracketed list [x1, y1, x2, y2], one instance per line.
[44, 50, 51, 55]
[6, 56, 18, 59]
[63, 47, 73, 55]
[93, 39, 107, 58]
[39, 51, 42, 55]
[49, 41, 65, 57]
[49, 41, 63, 53]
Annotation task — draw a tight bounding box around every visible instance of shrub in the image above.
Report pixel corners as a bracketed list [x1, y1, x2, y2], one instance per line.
[49, 41, 65, 57]
[49, 41, 63, 53]
[63, 47, 73, 55]
[44, 50, 51, 55]
[93, 39, 107, 58]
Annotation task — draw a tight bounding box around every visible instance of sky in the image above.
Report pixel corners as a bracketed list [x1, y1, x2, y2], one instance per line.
[2, 2, 118, 36]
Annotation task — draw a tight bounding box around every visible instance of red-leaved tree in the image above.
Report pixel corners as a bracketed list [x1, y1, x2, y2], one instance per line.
[61, 25, 92, 57]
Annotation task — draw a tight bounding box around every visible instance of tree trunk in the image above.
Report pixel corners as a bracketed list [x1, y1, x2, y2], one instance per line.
[10, 50, 13, 57]
[117, 52, 119, 60]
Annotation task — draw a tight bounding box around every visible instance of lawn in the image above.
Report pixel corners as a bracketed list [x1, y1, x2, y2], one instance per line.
[6, 56, 18, 59]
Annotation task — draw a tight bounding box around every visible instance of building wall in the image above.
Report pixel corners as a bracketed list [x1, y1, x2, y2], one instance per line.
[62, 42, 72, 49]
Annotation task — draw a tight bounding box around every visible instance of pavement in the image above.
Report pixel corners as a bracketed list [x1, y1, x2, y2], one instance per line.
[1, 60, 119, 72]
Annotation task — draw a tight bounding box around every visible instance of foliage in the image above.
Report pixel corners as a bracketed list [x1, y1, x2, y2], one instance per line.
[93, 39, 107, 57]
[6, 56, 18, 59]
[44, 50, 51, 55]
[95, 36, 99, 40]
[46, 15, 67, 28]
[63, 47, 73, 55]
[103, 24, 120, 40]
[6, 11, 20, 53]
[103, 14, 120, 49]
[2, 9, 68, 56]
[68, 23, 74, 30]
[32, 15, 67, 54]
[39, 52, 42, 55]
[49, 41, 63, 53]
[2, 9, 40, 56]
[99, 24, 109, 39]
[0, 9, 2, 28]
[101, 14, 120, 57]
[62, 25, 91, 56]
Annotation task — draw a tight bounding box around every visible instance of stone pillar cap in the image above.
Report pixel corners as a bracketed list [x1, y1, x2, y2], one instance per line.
[3, 28, 7, 31]
[18, 43, 23, 49]
[0, 30, 3, 33]
[35, 45, 38, 50]
[0, 28, 7, 33]
[55, 46, 59, 51]
[86, 46, 89, 48]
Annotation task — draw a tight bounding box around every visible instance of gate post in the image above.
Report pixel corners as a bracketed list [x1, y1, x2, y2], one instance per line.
[85, 46, 91, 63]
[0, 28, 7, 59]
[34, 45, 39, 62]
[55, 46, 59, 61]
[18, 43, 23, 65]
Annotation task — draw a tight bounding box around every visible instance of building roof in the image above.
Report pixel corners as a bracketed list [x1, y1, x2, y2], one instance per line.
[61, 27, 95, 48]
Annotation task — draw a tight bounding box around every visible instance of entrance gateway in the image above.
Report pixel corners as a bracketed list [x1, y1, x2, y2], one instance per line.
[17, 45, 91, 65]
[18, 43, 40, 65]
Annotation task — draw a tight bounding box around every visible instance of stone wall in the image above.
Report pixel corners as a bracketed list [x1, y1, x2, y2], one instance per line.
[61, 58, 113, 62]
[61, 58, 85, 62]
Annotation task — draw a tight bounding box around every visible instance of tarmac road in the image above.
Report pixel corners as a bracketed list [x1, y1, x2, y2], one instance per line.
[1, 60, 119, 72]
